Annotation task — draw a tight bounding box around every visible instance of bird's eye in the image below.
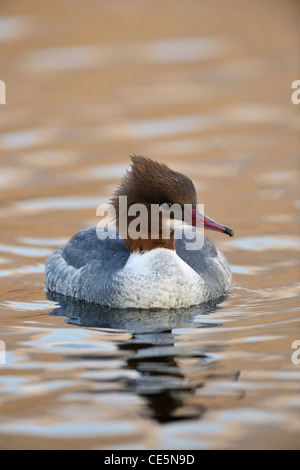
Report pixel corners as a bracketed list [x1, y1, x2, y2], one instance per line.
[162, 202, 172, 210]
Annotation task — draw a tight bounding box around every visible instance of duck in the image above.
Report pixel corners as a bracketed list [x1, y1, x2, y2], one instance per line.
[45, 156, 234, 309]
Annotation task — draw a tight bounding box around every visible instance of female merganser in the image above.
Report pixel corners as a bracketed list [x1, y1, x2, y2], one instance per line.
[45, 156, 234, 309]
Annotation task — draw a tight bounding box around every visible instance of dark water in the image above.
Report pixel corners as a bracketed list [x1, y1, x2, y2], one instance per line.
[0, 0, 299, 449]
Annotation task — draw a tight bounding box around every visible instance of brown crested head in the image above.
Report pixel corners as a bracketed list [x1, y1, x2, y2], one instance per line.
[110, 155, 234, 253]
[112, 155, 197, 206]
[110, 156, 198, 252]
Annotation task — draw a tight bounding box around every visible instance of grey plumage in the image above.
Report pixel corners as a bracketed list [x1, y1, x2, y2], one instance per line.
[45, 226, 231, 309]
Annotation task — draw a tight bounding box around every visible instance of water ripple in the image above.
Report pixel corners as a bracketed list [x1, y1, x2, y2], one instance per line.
[228, 236, 300, 251]
[21, 37, 227, 71]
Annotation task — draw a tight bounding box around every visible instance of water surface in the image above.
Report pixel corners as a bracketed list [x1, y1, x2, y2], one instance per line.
[0, 0, 299, 450]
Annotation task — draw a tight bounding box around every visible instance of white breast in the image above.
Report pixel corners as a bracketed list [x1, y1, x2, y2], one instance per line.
[113, 248, 209, 309]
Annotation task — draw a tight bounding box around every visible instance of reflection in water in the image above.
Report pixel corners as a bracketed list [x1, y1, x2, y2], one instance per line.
[47, 291, 227, 330]
[47, 292, 232, 423]
[0, 0, 299, 450]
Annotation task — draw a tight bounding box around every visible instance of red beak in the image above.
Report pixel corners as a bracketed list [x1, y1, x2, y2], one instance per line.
[190, 208, 234, 237]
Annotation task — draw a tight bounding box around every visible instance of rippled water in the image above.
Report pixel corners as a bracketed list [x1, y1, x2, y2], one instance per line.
[0, 0, 299, 450]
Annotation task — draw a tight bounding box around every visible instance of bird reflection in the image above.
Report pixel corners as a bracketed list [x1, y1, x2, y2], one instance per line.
[47, 291, 227, 423]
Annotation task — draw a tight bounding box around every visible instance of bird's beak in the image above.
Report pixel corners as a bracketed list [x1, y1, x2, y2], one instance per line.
[189, 208, 234, 237]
